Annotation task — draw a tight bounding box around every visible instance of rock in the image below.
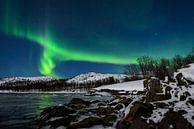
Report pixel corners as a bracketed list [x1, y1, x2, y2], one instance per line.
[117, 101, 153, 129]
[143, 79, 149, 90]
[176, 73, 187, 86]
[115, 103, 124, 111]
[69, 98, 90, 105]
[165, 86, 172, 99]
[159, 111, 192, 129]
[117, 116, 152, 129]
[149, 78, 163, 93]
[36, 105, 76, 128]
[180, 91, 191, 101]
[137, 91, 145, 95]
[102, 115, 117, 126]
[128, 117, 152, 129]
[118, 97, 132, 107]
[146, 78, 172, 102]
[96, 106, 114, 116]
[145, 78, 164, 102]
[178, 110, 187, 114]
[46, 115, 76, 129]
[97, 102, 107, 107]
[154, 102, 168, 108]
[67, 117, 104, 129]
[187, 97, 194, 106]
[68, 98, 90, 109]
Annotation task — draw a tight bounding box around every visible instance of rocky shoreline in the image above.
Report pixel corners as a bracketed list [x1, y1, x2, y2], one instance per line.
[35, 72, 194, 129]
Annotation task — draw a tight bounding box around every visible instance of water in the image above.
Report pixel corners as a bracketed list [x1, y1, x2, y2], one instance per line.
[0, 93, 110, 129]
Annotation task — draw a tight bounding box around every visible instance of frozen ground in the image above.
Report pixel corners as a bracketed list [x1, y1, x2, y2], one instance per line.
[94, 79, 144, 91]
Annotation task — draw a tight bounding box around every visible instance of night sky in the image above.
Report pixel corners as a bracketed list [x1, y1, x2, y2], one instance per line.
[0, 0, 194, 78]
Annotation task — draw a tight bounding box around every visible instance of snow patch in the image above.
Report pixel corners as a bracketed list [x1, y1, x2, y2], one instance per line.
[178, 63, 194, 82]
[94, 80, 144, 91]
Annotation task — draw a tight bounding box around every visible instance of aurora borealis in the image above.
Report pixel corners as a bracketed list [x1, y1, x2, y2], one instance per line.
[0, 0, 194, 77]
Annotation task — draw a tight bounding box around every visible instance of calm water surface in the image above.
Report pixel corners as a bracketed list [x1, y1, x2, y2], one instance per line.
[0, 93, 110, 129]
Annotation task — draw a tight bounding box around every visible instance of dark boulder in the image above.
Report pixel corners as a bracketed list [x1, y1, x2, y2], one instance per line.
[187, 97, 194, 106]
[117, 102, 153, 129]
[36, 105, 76, 128]
[145, 78, 165, 102]
[159, 111, 192, 129]
[176, 73, 187, 86]
[67, 117, 104, 129]
[96, 106, 114, 116]
[128, 117, 152, 129]
[69, 98, 90, 105]
[180, 91, 191, 101]
[102, 115, 117, 126]
[115, 103, 124, 111]
[118, 97, 132, 107]
[68, 98, 91, 110]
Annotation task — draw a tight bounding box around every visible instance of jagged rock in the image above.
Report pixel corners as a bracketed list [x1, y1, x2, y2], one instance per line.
[159, 111, 193, 129]
[115, 103, 124, 111]
[187, 97, 194, 106]
[149, 78, 163, 93]
[68, 98, 90, 109]
[128, 117, 152, 129]
[176, 73, 187, 86]
[146, 78, 165, 102]
[165, 86, 172, 99]
[97, 102, 107, 107]
[36, 105, 76, 127]
[67, 117, 104, 129]
[143, 79, 149, 89]
[118, 97, 132, 107]
[143, 79, 149, 90]
[180, 91, 191, 101]
[45, 115, 77, 129]
[102, 115, 117, 126]
[117, 117, 152, 129]
[154, 102, 169, 108]
[96, 106, 114, 116]
[69, 98, 90, 105]
[117, 102, 153, 129]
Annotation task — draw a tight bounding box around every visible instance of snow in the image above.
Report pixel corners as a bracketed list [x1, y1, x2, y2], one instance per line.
[0, 76, 56, 85]
[67, 72, 130, 84]
[0, 90, 87, 94]
[145, 108, 169, 123]
[94, 80, 144, 91]
[178, 63, 194, 82]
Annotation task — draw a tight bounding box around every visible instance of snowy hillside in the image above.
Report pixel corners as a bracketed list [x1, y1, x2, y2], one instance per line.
[67, 72, 131, 84]
[0, 76, 56, 85]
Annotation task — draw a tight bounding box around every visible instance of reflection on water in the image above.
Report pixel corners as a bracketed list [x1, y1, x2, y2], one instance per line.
[0, 93, 111, 129]
[36, 94, 52, 115]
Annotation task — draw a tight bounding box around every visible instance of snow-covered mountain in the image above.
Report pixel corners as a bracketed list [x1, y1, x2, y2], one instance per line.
[67, 72, 131, 84]
[0, 73, 133, 91]
[0, 76, 56, 86]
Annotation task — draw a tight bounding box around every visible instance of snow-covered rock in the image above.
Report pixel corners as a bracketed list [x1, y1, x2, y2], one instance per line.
[178, 63, 194, 82]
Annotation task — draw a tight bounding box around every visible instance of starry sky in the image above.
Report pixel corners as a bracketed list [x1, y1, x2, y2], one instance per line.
[0, 0, 194, 78]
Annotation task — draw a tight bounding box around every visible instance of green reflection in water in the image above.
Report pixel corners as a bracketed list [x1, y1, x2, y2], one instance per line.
[36, 94, 53, 115]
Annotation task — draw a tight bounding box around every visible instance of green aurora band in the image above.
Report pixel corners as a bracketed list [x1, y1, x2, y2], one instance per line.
[1, 1, 134, 77]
